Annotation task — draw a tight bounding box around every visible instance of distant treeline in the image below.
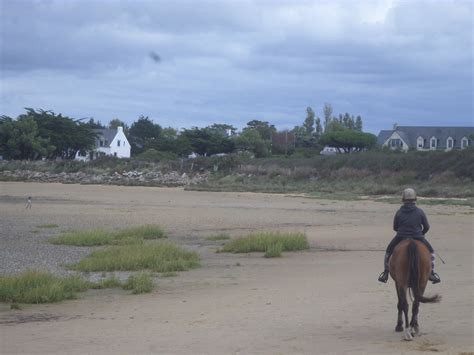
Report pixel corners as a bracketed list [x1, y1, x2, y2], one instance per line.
[1, 104, 376, 160]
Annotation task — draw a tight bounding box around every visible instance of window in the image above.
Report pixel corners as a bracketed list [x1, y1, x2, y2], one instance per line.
[114, 152, 117, 157]
[104, 140, 108, 146]
[446, 137, 453, 149]
[461, 137, 469, 149]
[117, 140, 121, 147]
[430, 137, 437, 149]
[417, 137, 424, 149]
[99, 140, 104, 147]
[390, 139, 403, 148]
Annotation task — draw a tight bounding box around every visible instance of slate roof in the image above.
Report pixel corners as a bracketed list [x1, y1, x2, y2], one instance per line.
[377, 126, 474, 149]
[93, 129, 117, 147]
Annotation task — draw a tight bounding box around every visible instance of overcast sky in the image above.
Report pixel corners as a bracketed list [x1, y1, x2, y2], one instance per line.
[1, 0, 472, 133]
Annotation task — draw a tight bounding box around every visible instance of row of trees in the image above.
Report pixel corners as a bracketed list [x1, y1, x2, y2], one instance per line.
[0, 109, 96, 160]
[0, 105, 376, 160]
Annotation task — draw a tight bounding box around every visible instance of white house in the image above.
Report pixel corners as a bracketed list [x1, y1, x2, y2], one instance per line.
[76, 126, 131, 161]
[377, 125, 474, 152]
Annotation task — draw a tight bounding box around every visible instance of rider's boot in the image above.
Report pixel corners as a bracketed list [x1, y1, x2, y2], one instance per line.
[378, 252, 390, 283]
[429, 253, 441, 284]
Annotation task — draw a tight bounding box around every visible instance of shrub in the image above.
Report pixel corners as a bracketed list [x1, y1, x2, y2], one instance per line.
[264, 242, 283, 258]
[49, 225, 166, 246]
[123, 273, 154, 294]
[221, 232, 309, 253]
[0, 270, 90, 304]
[68, 243, 200, 272]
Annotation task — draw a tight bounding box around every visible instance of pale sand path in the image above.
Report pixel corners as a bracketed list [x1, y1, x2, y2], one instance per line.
[0, 182, 472, 354]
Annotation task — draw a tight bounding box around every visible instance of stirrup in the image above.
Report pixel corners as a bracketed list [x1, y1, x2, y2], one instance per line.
[378, 271, 389, 283]
[429, 272, 440, 284]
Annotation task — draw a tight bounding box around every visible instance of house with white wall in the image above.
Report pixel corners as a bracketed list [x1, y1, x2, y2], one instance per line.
[377, 125, 474, 152]
[76, 126, 131, 161]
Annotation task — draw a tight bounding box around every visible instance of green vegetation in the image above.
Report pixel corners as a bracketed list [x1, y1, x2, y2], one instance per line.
[0, 270, 90, 304]
[221, 232, 309, 254]
[205, 233, 231, 241]
[264, 242, 283, 258]
[48, 225, 166, 246]
[0, 270, 160, 304]
[189, 150, 474, 200]
[68, 243, 200, 272]
[90, 276, 123, 289]
[123, 273, 154, 294]
[36, 224, 59, 229]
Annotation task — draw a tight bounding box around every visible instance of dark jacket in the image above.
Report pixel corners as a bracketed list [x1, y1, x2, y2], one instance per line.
[393, 203, 430, 238]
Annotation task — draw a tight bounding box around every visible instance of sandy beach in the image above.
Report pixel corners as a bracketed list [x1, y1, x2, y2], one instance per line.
[0, 182, 472, 354]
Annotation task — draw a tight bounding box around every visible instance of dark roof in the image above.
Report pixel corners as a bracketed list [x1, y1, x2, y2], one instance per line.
[93, 129, 117, 147]
[377, 126, 474, 149]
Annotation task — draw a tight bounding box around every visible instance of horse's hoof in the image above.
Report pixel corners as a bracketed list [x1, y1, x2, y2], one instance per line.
[404, 328, 413, 341]
[395, 325, 403, 332]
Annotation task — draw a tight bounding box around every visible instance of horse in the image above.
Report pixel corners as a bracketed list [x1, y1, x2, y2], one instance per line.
[389, 238, 441, 341]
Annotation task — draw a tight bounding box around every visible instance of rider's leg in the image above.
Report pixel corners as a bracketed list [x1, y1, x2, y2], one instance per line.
[378, 236, 402, 283]
[417, 237, 440, 284]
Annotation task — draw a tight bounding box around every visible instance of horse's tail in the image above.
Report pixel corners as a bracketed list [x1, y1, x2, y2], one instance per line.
[407, 240, 441, 303]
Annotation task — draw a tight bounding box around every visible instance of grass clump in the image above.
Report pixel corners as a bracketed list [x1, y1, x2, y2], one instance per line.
[68, 243, 200, 272]
[90, 276, 123, 289]
[123, 273, 154, 294]
[0, 270, 90, 304]
[49, 225, 166, 246]
[264, 242, 283, 258]
[37, 224, 59, 229]
[205, 233, 231, 241]
[49, 230, 115, 246]
[114, 225, 166, 240]
[221, 232, 309, 254]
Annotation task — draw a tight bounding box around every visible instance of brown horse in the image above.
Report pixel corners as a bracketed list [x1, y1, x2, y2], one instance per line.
[389, 239, 441, 340]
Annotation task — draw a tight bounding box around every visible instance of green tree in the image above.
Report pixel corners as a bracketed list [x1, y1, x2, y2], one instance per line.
[323, 103, 333, 132]
[128, 116, 162, 154]
[23, 108, 95, 159]
[180, 127, 235, 156]
[234, 129, 270, 158]
[108, 118, 128, 130]
[0, 115, 54, 160]
[303, 107, 315, 135]
[243, 120, 276, 141]
[355, 116, 363, 131]
[319, 129, 376, 153]
[207, 123, 237, 137]
[315, 117, 323, 136]
[83, 118, 105, 129]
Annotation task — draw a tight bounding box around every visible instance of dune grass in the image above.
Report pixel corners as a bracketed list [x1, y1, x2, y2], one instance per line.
[48, 225, 166, 246]
[0, 270, 90, 304]
[68, 243, 200, 272]
[220, 232, 309, 253]
[90, 276, 123, 289]
[0, 271, 159, 304]
[264, 242, 283, 258]
[123, 273, 154, 294]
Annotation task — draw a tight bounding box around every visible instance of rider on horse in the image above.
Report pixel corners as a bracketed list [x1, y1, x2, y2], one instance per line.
[378, 188, 441, 284]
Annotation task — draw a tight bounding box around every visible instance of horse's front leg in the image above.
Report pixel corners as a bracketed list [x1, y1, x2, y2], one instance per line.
[395, 286, 404, 332]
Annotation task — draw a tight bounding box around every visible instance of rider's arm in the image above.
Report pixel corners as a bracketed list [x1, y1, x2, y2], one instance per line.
[420, 209, 430, 235]
[393, 211, 400, 232]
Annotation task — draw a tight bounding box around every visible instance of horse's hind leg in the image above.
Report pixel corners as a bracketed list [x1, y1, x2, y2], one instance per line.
[410, 300, 420, 336]
[397, 285, 413, 340]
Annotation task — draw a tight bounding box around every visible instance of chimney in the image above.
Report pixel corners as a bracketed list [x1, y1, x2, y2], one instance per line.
[393, 123, 398, 130]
